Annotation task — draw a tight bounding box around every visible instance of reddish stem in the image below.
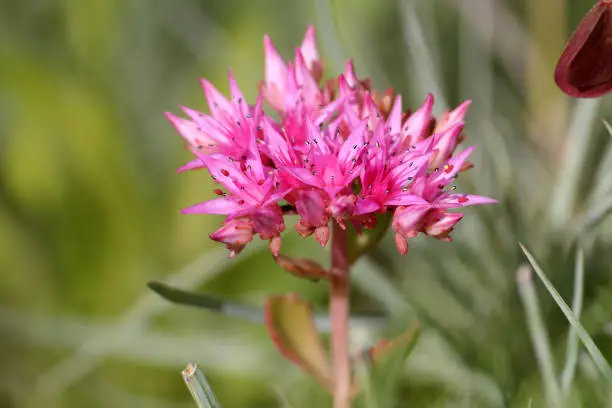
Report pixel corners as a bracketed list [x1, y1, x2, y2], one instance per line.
[330, 221, 351, 408]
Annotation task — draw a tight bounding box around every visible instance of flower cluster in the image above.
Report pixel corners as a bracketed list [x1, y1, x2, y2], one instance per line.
[166, 26, 496, 257]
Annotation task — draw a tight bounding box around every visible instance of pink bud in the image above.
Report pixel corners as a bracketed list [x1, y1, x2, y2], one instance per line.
[275, 254, 328, 279]
[423, 211, 464, 240]
[392, 205, 430, 238]
[210, 219, 254, 257]
[269, 236, 282, 257]
[555, 1, 612, 98]
[329, 194, 356, 221]
[394, 233, 409, 256]
[314, 225, 330, 247]
[296, 190, 328, 227]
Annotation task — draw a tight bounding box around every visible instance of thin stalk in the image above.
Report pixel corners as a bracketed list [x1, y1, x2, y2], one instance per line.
[330, 222, 351, 408]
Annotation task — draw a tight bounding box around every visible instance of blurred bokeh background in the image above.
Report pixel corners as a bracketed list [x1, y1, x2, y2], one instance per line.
[3, 0, 612, 406]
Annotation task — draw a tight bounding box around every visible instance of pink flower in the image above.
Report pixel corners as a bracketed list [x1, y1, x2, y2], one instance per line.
[166, 72, 263, 172]
[167, 25, 496, 257]
[390, 146, 497, 253]
[422, 211, 464, 241]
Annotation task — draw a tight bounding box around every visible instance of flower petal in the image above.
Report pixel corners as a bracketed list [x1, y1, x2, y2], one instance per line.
[181, 197, 241, 214]
[300, 25, 319, 72]
[385, 192, 429, 207]
[354, 198, 381, 215]
[433, 194, 498, 209]
[200, 79, 233, 119]
[177, 158, 205, 173]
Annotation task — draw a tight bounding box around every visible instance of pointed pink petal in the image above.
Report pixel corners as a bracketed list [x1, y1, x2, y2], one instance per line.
[264, 35, 288, 97]
[433, 194, 498, 209]
[300, 25, 319, 70]
[294, 49, 320, 106]
[429, 122, 463, 168]
[305, 118, 332, 155]
[263, 118, 295, 166]
[313, 96, 344, 127]
[227, 70, 249, 116]
[384, 192, 429, 206]
[448, 100, 471, 124]
[388, 152, 431, 187]
[263, 184, 293, 207]
[200, 155, 258, 200]
[386, 95, 403, 135]
[401, 93, 434, 146]
[282, 167, 322, 188]
[354, 198, 381, 215]
[165, 112, 219, 153]
[177, 158, 205, 172]
[430, 146, 474, 186]
[181, 197, 241, 214]
[337, 120, 367, 170]
[200, 79, 233, 119]
[343, 59, 358, 87]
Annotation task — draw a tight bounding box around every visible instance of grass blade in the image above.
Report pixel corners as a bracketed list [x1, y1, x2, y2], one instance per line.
[520, 243, 612, 383]
[560, 248, 585, 395]
[548, 99, 602, 230]
[183, 363, 222, 408]
[574, 194, 612, 238]
[516, 264, 562, 408]
[398, 0, 447, 111]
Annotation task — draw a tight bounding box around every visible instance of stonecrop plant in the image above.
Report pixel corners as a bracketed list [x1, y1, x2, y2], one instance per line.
[160, 25, 496, 408]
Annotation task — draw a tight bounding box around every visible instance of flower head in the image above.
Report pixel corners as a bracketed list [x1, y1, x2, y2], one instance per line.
[555, 0, 612, 98]
[167, 25, 496, 257]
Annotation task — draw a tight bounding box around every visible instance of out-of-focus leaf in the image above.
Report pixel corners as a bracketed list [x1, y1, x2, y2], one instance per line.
[365, 320, 420, 363]
[573, 195, 612, 238]
[355, 321, 420, 408]
[590, 120, 612, 200]
[548, 99, 601, 231]
[520, 243, 612, 383]
[347, 213, 391, 264]
[264, 294, 333, 393]
[147, 281, 388, 334]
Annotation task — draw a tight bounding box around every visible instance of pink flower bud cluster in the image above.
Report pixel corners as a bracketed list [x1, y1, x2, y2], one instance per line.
[166, 26, 496, 257]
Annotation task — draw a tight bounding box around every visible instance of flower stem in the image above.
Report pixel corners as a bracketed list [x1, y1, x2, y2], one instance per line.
[330, 221, 351, 408]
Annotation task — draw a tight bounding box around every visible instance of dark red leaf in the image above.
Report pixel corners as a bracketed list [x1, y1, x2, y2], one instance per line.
[555, 0, 612, 98]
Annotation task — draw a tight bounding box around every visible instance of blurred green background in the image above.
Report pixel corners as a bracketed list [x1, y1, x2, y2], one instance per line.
[3, 0, 612, 407]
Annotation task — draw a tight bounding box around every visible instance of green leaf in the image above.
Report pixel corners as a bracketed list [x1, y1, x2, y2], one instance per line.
[519, 243, 612, 384]
[147, 281, 388, 334]
[347, 213, 392, 264]
[356, 321, 420, 408]
[264, 294, 334, 393]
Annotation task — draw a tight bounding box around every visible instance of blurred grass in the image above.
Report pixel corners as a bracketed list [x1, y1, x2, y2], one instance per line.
[2, 0, 612, 407]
